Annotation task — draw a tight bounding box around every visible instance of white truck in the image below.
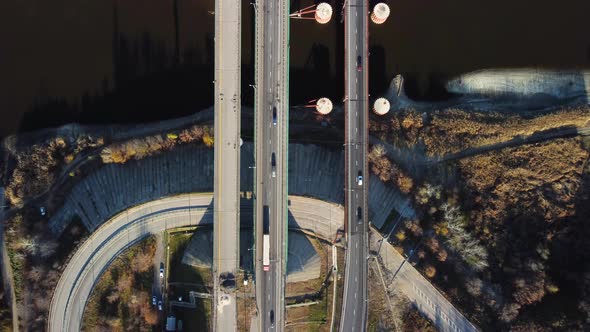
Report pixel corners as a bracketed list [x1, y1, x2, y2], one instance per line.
[263, 234, 270, 271]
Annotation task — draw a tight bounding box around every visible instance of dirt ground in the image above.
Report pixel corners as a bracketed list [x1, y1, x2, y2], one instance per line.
[236, 271, 256, 332]
[367, 258, 397, 331]
[285, 235, 331, 298]
[285, 235, 339, 331]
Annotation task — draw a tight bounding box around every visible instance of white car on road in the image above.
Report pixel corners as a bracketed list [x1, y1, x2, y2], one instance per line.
[357, 172, 363, 186]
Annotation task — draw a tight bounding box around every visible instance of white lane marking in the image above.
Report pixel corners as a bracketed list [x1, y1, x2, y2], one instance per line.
[355, 293, 357, 299]
[355, 277, 358, 282]
[355, 160, 358, 166]
[355, 127, 358, 133]
[355, 242, 358, 248]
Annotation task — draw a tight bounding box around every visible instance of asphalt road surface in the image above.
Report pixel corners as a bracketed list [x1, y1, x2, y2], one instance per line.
[213, 0, 241, 328]
[48, 194, 213, 332]
[152, 233, 165, 325]
[254, 0, 288, 330]
[49, 194, 346, 332]
[340, 0, 369, 331]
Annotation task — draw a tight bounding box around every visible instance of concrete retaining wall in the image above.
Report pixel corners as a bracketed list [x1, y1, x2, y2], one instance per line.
[49, 143, 406, 236]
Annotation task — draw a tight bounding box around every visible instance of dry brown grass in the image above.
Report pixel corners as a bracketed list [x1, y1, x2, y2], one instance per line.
[236, 296, 256, 332]
[367, 259, 398, 331]
[285, 304, 329, 332]
[370, 107, 590, 157]
[422, 108, 590, 156]
[458, 138, 588, 234]
[82, 237, 157, 331]
[370, 109, 423, 147]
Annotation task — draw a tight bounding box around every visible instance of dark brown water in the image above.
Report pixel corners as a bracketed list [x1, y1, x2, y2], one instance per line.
[2, 0, 590, 137]
[370, 0, 590, 99]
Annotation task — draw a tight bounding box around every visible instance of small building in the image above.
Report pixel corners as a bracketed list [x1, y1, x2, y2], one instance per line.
[166, 315, 177, 331]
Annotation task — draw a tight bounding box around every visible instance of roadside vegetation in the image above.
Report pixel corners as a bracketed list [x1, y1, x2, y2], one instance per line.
[4, 211, 87, 330]
[166, 230, 212, 331]
[367, 144, 413, 193]
[0, 123, 213, 330]
[370, 106, 590, 330]
[101, 125, 213, 164]
[0, 282, 12, 332]
[3, 135, 104, 207]
[82, 236, 157, 331]
[2, 124, 212, 210]
[368, 258, 435, 332]
[370, 106, 590, 156]
[236, 271, 256, 332]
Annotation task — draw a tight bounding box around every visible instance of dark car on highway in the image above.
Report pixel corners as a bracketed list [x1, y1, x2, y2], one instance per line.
[357, 56, 362, 71]
[271, 152, 277, 178]
[270, 310, 275, 327]
[272, 106, 277, 125]
[357, 207, 362, 223]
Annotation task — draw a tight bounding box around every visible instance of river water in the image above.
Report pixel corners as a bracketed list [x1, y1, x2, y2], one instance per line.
[1, 0, 590, 137]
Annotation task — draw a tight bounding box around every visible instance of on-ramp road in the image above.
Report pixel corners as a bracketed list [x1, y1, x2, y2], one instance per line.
[48, 194, 344, 332]
[48, 194, 213, 332]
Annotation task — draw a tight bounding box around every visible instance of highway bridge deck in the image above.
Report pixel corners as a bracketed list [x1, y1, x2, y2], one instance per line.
[213, 0, 242, 329]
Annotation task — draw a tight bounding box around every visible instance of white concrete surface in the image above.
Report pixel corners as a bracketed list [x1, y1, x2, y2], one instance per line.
[213, 0, 242, 327]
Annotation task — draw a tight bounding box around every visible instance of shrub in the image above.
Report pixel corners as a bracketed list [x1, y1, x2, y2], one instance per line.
[101, 125, 212, 164]
[395, 231, 406, 242]
[424, 265, 436, 278]
[203, 128, 214, 147]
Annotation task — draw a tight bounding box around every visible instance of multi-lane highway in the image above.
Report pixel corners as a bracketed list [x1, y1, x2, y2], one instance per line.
[254, 0, 289, 330]
[213, 0, 241, 328]
[341, 0, 369, 331]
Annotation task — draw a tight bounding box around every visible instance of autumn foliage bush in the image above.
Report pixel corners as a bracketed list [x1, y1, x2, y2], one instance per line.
[83, 236, 158, 330]
[101, 125, 213, 164]
[4, 135, 103, 206]
[368, 144, 414, 193]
